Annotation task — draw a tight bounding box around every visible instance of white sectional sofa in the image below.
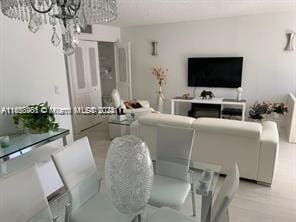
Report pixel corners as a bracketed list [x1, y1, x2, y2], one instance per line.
[285, 93, 296, 143]
[131, 113, 279, 186]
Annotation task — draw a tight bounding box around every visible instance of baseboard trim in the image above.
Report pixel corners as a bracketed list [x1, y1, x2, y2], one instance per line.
[257, 181, 272, 187]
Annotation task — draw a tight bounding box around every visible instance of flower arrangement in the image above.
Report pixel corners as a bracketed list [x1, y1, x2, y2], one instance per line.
[152, 67, 168, 87]
[249, 101, 288, 120]
[272, 103, 288, 115]
[152, 67, 168, 112]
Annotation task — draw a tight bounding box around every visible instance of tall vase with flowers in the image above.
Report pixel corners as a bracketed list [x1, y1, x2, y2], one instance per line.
[152, 67, 168, 112]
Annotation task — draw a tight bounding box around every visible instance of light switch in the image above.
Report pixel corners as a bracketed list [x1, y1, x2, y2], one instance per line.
[54, 85, 60, 95]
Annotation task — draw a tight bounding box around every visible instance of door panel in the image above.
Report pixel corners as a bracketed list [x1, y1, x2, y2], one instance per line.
[75, 94, 92, 131]
[115, 42, 132, 100]
[74, 47, 87, 92]
[89, 48, 98, 87]
[88, 45, 102, 124]
[68, 41, 102, 134]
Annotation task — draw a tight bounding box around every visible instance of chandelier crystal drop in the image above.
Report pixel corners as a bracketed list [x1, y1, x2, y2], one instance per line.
[0, 0, 117, 55]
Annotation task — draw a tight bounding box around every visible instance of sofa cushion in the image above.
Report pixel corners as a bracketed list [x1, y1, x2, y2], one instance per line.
[138, 113, 195, 128]
[192, 118, 262, 139]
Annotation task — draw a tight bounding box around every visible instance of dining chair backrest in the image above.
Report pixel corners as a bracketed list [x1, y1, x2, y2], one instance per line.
[156, 124, 194, 182]
[211, 163, 240, 222]
[51, 137, 100, 212]
[0, 165, 53, 222]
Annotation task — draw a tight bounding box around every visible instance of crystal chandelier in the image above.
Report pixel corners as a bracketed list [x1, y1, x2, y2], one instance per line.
[0, 0, 117, 55]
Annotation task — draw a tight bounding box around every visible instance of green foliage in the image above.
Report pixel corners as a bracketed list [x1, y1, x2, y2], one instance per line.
[13, 102, 59, 133]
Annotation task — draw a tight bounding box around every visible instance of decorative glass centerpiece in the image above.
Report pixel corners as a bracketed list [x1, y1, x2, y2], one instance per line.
[105, 135, 153, 215]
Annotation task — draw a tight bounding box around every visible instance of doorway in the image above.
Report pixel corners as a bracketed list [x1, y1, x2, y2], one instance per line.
[67, 40, 103, 136]
[66, 40, 132, 138]
[98, 42, 117, 107]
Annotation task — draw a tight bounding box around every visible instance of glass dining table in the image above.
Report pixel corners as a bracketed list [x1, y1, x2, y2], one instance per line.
[190, 161, 221, 222]
[28, 160, 221, 222]
[0, 129, 69, 162]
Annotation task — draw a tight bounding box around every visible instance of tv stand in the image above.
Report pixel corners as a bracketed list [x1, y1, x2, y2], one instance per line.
[189, 103, 221, 118]
[194, 97, 224, 102]
[171, 97, 246, 121]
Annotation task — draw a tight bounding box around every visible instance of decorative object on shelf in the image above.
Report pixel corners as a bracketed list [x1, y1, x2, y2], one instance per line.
[236, 87, 243, 101]
[13, 102, 59, 134]
[285, 32, 295, 51]
[0, 136, 10, 148]
[181, 93, 191, 100]
[0, 0, 117, 55]
[249, 101, 288, 120]
[105, 135, 153, 215]
[152, 67, 168, 112]
[152, 41, 158, 56]
[200, 90, 215, 100]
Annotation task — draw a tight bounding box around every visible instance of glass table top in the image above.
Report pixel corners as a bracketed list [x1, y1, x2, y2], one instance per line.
[108, 117, 134, 126]
[0, 129, 69, 159]
[190, 160, 221, 196]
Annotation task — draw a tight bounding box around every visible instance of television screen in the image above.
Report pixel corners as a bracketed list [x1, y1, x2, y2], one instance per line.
[188, 57, 243, 88]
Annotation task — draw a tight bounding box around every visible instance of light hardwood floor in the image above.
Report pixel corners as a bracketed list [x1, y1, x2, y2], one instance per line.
[78, 121, 296, 222]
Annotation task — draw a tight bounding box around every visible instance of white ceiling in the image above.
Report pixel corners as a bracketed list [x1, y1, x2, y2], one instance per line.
[111, 0, 296, 27]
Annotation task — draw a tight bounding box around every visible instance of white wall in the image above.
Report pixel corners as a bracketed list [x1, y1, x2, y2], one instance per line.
[79, 24, 121, 42]
[121, 12, 296, 115]
[0, 14, 73, 142]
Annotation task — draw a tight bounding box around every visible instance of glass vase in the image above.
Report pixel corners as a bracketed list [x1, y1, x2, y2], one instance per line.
[156, 86, 165, 113]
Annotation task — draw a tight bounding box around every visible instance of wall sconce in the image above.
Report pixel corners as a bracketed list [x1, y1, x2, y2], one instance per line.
[152, 41, 158, 56]
[285, 32, 295, 51]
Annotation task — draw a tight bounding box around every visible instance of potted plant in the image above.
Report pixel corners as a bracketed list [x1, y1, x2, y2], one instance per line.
[249, 101, 288, 121]
[13, 102, 59, 134]
[272, 102, 288, 117]
[249, 102, 273, 121]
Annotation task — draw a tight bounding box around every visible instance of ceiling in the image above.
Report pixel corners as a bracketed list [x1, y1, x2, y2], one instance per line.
[111, 0, 296, 27]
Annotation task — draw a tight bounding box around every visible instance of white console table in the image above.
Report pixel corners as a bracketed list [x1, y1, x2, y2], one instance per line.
[171, 97, 246, 121]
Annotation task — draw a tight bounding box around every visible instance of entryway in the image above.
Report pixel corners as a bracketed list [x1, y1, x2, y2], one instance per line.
[66, 40, 132, 138]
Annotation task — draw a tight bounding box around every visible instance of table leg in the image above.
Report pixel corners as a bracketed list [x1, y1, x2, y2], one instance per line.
[201, 190, 213, 222]
[191, 182, 197, 216]
[242, 104, 246, 121]
[0, 160, 8, 175]
[62, 135, 67, 146]
[171, 100, 175, 115]
[131, 214, 141, 222]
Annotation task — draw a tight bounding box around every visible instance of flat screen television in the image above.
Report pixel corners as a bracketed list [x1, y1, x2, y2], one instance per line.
[188, 57, 243, 88]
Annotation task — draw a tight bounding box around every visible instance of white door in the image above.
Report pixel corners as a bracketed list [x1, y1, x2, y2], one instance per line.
[68, 40, 102, 134]
[115, 42, 132, 100]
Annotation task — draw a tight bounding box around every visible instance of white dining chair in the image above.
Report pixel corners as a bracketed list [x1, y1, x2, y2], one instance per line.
[148, 163, 240, 222]
[51, 137, 135, 222]
[211, 163, 239, 222]
[0, 165, 56, 222]
[148, 124, 196, 216]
